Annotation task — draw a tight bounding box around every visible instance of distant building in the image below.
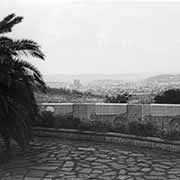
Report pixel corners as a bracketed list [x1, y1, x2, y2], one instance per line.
[73, 79, 81, 90]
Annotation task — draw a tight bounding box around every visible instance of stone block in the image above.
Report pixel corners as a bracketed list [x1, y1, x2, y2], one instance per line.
[73, 103, 95, 122]
[127, 104, 142, 122]
[53, 104, 73, 116]
[142, 104, 151, 117]
[173, 105, 180, 116]
[95, 103, 127, 115]
[150, 104, 166, 116]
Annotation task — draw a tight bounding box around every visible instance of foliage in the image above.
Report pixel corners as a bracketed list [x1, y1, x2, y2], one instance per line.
[45, 87, 83, 97]
[0, 14, 46, 150]
[35, 86, 105, 103]
[112, 122, 127, 134]
[39, 111, 55, 128]
[38, 111, 180, 140]
[127, 121, 158, 137]
[77, 120, 158, 137]
[90, 121, 110, 132]
[43, 87, 102, 97]
[77, 121, 112, 132]
[154, 89, 180, 104]
[39, 111, 80, 129]
[54, 115, 80, 129]
[104, 93, 130, 103]
[39, 111, 158, 138]
[77, 122, 91, 131]
[160, 129, 180, 141]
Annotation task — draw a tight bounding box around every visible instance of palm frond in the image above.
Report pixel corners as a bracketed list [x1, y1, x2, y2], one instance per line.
[0, 14, 23, 34]
[13, 59, 46, 91]
[9, 39, 45, 60]
[14, 59, 42, 77]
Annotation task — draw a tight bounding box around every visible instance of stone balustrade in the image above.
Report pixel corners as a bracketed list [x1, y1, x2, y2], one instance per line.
[39, 103, 180, 131]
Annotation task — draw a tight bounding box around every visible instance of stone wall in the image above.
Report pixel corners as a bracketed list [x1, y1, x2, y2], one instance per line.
[39, 103, 180, 130]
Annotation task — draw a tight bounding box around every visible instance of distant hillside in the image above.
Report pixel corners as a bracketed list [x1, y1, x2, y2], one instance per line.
[145, 74, 180, 83]
[43, 73, 155, 83]
[35, 87, 104, 103]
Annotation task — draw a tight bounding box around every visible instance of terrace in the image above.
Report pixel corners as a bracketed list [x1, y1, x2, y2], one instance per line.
[1, 103, 180, 179]
[0, 137, 180, 180]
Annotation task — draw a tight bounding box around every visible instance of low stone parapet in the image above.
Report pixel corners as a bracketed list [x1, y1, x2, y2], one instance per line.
[39, 103, 180, 131]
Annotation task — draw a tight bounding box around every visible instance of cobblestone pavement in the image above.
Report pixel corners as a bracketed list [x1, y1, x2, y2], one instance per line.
[0, 137, 180, 180]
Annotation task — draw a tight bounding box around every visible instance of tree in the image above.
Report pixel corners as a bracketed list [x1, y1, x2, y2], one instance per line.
[0, 14, 46, 151]
[154, 89, 180, 104]
[104, 93, 130, 103]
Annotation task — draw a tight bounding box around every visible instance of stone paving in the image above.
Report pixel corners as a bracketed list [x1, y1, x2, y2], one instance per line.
[0, 137, 180, 180]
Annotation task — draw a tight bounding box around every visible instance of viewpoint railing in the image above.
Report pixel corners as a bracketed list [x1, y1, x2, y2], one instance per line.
[39, 103, 180, 131]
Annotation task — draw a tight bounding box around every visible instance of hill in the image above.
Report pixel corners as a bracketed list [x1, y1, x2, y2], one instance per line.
[145, 74, 180, 83]
[43, 73, 154, 83]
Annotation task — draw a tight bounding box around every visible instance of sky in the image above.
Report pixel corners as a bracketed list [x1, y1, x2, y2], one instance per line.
[2, 0, 180, 75]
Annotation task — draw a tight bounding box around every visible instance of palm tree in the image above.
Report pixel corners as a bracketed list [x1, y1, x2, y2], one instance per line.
[0, 14, 46, 151]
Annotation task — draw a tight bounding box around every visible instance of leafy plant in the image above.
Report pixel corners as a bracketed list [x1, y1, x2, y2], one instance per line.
[160, 129, 180, 141]
[77, 122, 91, 131]
[40, 111, 55, 128]
[54, 115, 80, 129]
[39, 111, 80, 129]
[104, 93, 130, 103]
[112, 122, 127, 134]
[128, 121, 157, 137]
[0, 14, 46, 151]
[154, 89, 180, 104]
[90, 121, 110, 132]
[78, 121, 111, 132]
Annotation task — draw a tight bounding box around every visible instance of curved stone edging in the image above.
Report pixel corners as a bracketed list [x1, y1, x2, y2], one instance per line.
[33, 127, 180, 152]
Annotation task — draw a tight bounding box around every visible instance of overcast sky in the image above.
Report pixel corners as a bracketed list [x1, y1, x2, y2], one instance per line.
[2, 0, 180, 75]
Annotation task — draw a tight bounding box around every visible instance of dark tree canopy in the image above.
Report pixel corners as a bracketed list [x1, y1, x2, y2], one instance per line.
[104, 93, 130, 103]
[154, 89, 180, 104]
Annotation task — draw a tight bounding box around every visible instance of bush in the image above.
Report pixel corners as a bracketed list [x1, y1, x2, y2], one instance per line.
[39, 111, 80, 129]
[40, 111, 55, 128]
[77, 122, 91, 131]
[90, 121, 110, 132]
[154, 89, 180, 104]
[54, 115, 80, 129]
[39, 111, 180, 140]
[78, 121, 111, 132]
[112, 122, 128, 134]
[160, 129, 180, 141]
[104, 93, 130, 103]
[128, 121, 157, 137]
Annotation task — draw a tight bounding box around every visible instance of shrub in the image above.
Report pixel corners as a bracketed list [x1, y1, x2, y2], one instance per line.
[160, 129, 180, 141]
[104, 93, 130, 103]
[39, 111, 180, 141]
[39, 111, 80, 129]
[54, 115, 80, 129]
[112, 122, 127, 134]
[77, 121, 113, 132]
[77, 122, 91, 131]
[40, 111, 55, 128]
[128, 121, 158, 137]
[154, 89, 180, 104]
[90, 121, 110, 132]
